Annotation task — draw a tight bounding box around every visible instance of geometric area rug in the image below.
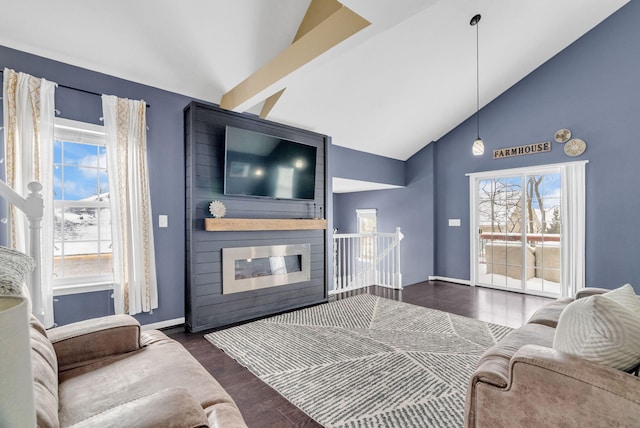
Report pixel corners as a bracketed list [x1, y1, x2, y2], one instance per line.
[205, 294, 512, 428]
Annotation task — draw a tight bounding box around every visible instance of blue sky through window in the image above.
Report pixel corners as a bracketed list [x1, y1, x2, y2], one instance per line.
[54, 140, 108, 201]
[526, 173, 561, 210]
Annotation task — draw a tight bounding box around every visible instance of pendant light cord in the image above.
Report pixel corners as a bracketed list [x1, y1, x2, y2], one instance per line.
[475, 16, 480, 140]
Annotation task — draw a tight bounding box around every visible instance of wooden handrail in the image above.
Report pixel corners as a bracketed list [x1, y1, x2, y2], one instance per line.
[0, 179, 27, 212]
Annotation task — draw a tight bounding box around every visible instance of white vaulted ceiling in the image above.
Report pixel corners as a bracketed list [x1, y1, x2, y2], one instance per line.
[0, 0, 629, 161]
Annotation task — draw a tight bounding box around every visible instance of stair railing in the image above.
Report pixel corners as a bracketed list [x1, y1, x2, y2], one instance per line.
[332, 227, 403, 295]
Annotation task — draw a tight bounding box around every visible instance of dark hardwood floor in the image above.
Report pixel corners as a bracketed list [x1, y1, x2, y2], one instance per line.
[166, 280, 553, 427]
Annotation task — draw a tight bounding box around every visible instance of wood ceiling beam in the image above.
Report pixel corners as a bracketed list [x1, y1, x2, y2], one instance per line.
[294, 0, 344, 43]
[221, 1, 370, 113]
[260, 0, 344, 119]
[259, 88, 286, 119]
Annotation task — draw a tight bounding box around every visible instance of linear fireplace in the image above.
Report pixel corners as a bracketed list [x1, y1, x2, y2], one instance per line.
[222, 244, 311, 294]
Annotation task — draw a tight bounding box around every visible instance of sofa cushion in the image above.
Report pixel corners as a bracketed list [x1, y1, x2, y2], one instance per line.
[30, 315, 60, 428]
[472, 323, 556, 390]
[68, 387, 209, 428]
[575, 287, 612, 299]
[479, 322, 556, 363]
[527, 297, 573, 328]
[553, 288, 640, 371]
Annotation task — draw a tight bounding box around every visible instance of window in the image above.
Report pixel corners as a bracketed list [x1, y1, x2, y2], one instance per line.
[356, 209, 377, 234]
[356, 209, 377, 260]
[53, 118, 112, 293]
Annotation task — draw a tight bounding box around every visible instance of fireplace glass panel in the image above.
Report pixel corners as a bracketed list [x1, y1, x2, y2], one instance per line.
[235, 255, 302, 280]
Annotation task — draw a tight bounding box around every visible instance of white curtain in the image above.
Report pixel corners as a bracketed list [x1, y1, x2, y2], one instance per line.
[3, 68, 56, 327]
[101, 95, 158, 315]
[561, 161, 587, 297]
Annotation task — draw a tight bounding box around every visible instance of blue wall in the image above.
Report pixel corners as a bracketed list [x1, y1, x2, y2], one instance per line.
[331, 145, 405, 186]
[332, 144, 434, 286]
[333, 1, 640, 291]
[434, 1, 640, 290]
[0, 45, 194, 325]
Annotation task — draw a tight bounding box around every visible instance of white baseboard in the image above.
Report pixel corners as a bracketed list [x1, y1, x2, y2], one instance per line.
[428, 276, 472, 286]
[141, 317, 185, 331]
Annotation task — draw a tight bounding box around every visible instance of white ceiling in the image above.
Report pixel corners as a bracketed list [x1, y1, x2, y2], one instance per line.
[0, 0, 629, 163]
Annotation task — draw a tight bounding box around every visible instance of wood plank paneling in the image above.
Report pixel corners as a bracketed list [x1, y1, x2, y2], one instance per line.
[185, 102, 328, 332]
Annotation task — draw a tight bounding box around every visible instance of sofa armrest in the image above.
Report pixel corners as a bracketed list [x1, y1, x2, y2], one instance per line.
[48, 314, 141, 372]
[511, 345, 640, 404]
[69, 387, 209, 428]
[467, 345, 640, 427]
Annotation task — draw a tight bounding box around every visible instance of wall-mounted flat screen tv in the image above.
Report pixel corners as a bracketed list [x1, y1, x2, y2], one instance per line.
[224, 126, 317, 200]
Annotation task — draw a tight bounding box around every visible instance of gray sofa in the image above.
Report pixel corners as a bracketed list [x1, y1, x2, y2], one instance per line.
[465, 288, 640, 427]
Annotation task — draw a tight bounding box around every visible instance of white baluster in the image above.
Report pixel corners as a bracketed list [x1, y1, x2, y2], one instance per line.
[395, 227, 403, 289]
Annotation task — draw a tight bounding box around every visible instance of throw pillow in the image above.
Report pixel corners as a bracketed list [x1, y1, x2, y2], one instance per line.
[601, 283, 640, 315]
[0, 246, 35, 295]
[553, 294, 640, 371]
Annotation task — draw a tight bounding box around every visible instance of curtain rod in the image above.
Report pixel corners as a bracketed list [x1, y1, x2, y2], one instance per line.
[0, 68, 150, 108]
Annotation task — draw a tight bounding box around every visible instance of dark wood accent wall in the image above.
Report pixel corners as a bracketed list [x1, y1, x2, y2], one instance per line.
[185, 102, 328, 332]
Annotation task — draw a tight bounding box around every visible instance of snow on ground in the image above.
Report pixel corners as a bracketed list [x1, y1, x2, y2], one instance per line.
[54, 205, 111, 256]
[478, 263, 561, 296]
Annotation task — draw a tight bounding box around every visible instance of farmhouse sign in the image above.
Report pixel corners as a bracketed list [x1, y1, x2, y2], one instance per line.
[493, 142, 551, 159]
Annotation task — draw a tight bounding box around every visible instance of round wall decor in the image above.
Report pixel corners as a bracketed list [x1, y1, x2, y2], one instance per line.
[564, 138, 586, 157]
[554, 129, 571, 143]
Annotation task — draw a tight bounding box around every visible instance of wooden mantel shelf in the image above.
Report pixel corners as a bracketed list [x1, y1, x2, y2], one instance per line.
[204, 218, 327, 231]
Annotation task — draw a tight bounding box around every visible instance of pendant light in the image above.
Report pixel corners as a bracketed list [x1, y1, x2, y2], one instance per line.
[471, 13, 484, 156]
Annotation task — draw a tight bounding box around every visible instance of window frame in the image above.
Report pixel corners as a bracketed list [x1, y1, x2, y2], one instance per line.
[52, 118, 113, 296]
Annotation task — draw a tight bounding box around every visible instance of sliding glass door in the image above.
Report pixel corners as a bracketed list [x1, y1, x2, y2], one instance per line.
[470, 163, 582, 298]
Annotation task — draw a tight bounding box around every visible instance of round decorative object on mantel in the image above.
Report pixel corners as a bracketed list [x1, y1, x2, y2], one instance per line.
[554, 129, 571, 143]
[209, 200, 227, 218]
[564, 138, 587, 157]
